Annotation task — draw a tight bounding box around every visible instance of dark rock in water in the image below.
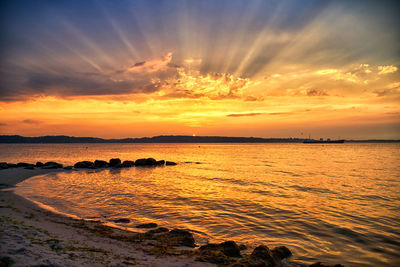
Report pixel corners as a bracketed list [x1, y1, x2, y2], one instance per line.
[220, 241, 241, 257]
[199, 241, 241, 258]
[251, 245, 274, 261]
[147, 227, 169, 234]
[166, 161, 177, 166]
[228, 245, 277, 267]
[94, 160, 108, 168]
[113, 218, 130, 223]
[109, 158, 121, 167]
[134, 158, 157, 166]
[158, 228, 196, 247]
[17, 162, 31, 167]
[63, 166, 73, 170]
[271, 246, 291, 260]
[0, 162, 8, 169]
[250, 245, 269, 259]
[43, 161, 63, 168]
[74, 161, 94, 169]
[44, 161, 62, 167]
[36, 162, 44, 167]
[24, 166, 35, 170]
[197, 249, 231, 265]
[7, 163, 17, 168]
[156, 160, 165, 166]
[136, 222, 158, 228]
[122, 160, 135, 167]
[309, 263, 345, 267]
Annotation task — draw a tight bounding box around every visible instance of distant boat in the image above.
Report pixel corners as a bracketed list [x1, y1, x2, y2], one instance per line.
[303, 138, 344, 144]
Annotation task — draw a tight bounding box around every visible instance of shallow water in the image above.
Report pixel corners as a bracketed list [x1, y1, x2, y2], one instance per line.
[2, 143, 400, 266]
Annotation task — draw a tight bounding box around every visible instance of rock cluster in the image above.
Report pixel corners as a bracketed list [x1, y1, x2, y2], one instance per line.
[0, 158, 177, 170]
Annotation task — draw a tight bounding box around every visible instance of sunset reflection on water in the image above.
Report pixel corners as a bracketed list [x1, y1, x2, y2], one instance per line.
[5, 143, 400, 266]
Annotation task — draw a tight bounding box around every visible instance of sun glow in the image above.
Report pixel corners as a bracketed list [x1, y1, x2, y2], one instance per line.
[0, 1, 399, 139]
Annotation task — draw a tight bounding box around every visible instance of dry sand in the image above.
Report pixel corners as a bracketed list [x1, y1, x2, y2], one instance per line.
[0, 168, 214, 267]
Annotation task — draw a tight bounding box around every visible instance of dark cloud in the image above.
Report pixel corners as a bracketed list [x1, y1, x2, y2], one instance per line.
[132, 61, 145, 67]
[227, 113, 264, 117]
[244, 96, 264, 101]
[307, 89, 328, 96]
[0, 61, 179, 100]
[374, 89, 400, 97]
[0, 122, 7, 126]
[227, 112, 293, 117]
[22, 119, 41, 124]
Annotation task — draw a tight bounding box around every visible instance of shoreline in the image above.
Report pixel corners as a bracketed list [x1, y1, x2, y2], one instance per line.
[1, 167, 340, 267]
[1, 168, 215, 267]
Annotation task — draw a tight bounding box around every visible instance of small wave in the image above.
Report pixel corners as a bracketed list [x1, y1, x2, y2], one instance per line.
[289, 185, 335, 194]
[274, 170, 302, 177]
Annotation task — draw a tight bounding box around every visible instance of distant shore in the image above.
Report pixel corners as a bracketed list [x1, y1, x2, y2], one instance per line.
[1, 134, 399, 144]
[1, 166, 343, 267]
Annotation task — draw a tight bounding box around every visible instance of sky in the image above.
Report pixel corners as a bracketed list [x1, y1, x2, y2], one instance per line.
[0, 0, 399, 139]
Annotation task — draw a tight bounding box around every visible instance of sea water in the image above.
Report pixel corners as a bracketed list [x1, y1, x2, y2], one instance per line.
[1, 143, 399, 266]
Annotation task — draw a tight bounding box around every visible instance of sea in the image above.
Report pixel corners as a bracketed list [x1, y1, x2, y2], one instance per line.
[1, 143, 399, 266]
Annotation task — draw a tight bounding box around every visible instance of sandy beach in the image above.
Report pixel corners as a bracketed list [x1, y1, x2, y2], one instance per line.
[0, 168, 217, 267]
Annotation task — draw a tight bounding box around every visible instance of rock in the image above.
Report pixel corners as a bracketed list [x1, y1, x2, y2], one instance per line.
[135, 158, 157, 166]
[166, 161, 177, 166]
[63, 166, 73, 170]
[112, 219, 127, 225]
[0, 256, 14, 266]
[17, 162, 31, 167]
[43, 161, 63, 168]
[220, 241, 241, 257]
[136, 222, 158, 228]
[199, 241, 241, 258]
[74, 161, 94, 168]
[36, 161, 44, 167]
[309, 263, 345, 267]
[109, 158, 121, 167]
[94, 160, 108, 168]
[7, 163, 17, 168]
[147, 227, 169, 234]
[156, 160, 165, 166]
[249, 245, 275, 267]
[271, 246, 291, 260]
[197, 249, 232, 265]
[229, 257, 267, 267]
[239, 244, 247, 250]
[0, 162, 8, 169]
[157, 228, 196, 247]
[229, 245, 278, 267]
[122, 160, 135, 167]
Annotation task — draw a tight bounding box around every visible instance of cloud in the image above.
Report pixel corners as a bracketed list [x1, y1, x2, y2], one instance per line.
[227, 112, 292, 117]
[306, 89, 328, 96]
[22, 119, 42, 124]
[0, 122, 7, 127]
[0, 53, 180, 101]
[227, 112, 264, 117]
[159, 70, 251, 100]
[128, 53, 172, 73]
[244, 95, 264, 101]
[378, 65, 398, 75]
[373, 88, 400, 97]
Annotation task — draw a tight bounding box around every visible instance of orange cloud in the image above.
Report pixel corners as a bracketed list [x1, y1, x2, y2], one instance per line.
[378, 65, 398, 75]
